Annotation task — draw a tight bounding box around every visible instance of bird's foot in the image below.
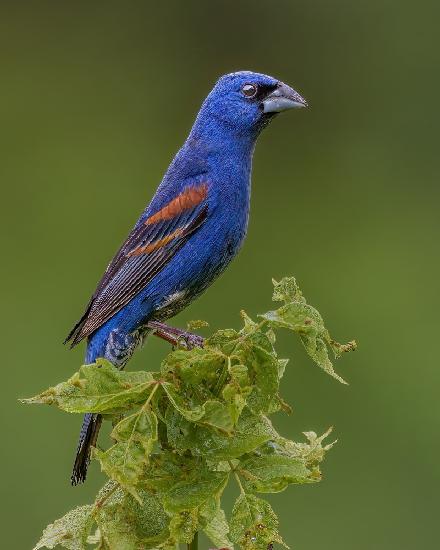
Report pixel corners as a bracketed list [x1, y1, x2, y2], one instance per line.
[179, 331, 205, 349]
[147, 321, 204, 350]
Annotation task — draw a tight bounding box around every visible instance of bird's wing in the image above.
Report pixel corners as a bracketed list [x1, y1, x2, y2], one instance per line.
[65, 183, 208, 346]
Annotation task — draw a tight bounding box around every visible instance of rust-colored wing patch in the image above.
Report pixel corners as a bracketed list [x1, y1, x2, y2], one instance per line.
[127, 228, 185, 256]
[145, 183, 207, 225]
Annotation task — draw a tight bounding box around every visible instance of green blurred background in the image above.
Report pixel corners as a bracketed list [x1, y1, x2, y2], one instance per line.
[1, 1, 439, 548]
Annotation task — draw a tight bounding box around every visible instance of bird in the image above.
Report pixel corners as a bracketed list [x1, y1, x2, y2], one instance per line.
[65, 70, 307, 485]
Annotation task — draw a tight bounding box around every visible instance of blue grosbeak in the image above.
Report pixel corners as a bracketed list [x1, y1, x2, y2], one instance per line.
[65, 71, 307, 484]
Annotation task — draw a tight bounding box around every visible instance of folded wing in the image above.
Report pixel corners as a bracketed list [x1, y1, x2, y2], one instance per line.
[65, 183, 208, 346]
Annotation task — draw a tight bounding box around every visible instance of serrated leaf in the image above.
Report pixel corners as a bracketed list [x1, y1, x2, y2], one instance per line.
[277, 359, 288, 379]
[228, 320, 283, 415]
[203, 506, 233, 549]
[206, 328, 241, 355]
[271, 277, 305, 304]
[161, 465, 230, 546]
[33, 505, 94, 550]
[140, 451, 190, 494]
[86, 528, 101, 545]
[241, 340, 281, 415]
[161, 381, 208, 421]
[239, 455, 311, 493]
[230, 493, 287, 549]
[96, 486, 169, 549]
[260, 278, 353, 384]
[201, 400, 235, 432]
[167, 408, 278, 461]
[168, 509, 198, 544]
[264, 428, 336, 482]
[163, 470, 229, 513]
[261, 302, 324, 336]
[300, 332, 348, 384]
[94, 408, 158, 498]
[240, 309, 259, 332]
[222, 364, 252, 425]
[162, 382, 234, 432]
[23, 360, 156, 413]
[161, 347, 225, 387]
[278, 427, 336, 466]
[187, 319, 209, 331]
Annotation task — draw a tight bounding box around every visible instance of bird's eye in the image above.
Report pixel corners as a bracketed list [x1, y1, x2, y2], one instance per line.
[242, 84, 258, 98]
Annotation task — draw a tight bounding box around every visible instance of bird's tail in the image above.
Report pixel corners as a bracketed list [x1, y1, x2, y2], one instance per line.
[71, 412, 102, 485]
[70, 328, 147, 485]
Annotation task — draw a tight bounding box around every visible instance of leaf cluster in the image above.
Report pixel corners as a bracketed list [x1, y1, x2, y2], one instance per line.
[25, 277, 355, 550]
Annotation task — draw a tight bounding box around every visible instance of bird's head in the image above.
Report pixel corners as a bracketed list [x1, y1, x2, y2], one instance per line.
[198, 71, 307, 137]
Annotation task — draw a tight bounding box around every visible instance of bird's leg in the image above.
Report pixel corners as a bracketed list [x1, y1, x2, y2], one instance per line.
[147, 321, 204, 349]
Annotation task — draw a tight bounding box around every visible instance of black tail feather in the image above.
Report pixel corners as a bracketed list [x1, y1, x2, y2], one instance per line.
[71, 413, 102, 485]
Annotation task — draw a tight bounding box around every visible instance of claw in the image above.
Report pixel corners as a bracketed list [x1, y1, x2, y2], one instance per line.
[180, 332, 204, 349]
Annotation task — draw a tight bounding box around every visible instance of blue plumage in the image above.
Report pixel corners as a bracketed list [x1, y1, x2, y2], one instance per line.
[66, 71, 307, 484]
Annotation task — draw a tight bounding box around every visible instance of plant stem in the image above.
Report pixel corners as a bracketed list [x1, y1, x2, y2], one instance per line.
[228, 459, 246, 495]
[234, 470, 245, 495]
[187, 531, 198, 550]
[143, 381, 159, 409]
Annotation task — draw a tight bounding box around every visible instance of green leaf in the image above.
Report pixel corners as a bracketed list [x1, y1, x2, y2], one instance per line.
[162, 382, 234, 432]
[241, 340, 281, 415]
[161, 381, 205, 421]
[222, 364, 252, 424]
[96, 485, 170, 549]
[277, 358, 289, 379]
[201, 400, 235, 432]
[167, 408, 278, 461]
[168, 509, 198, 544]
[161, 465, 229, 546]
[85, 528, 101, 545]
[261, 301, 325, 342]
[206, 328, 241, 356]
[94, 408, 158, 499]
[140, 451, 191, 494]
[240, 309, 260, 332]
[33, 505, 94, 550]
[161, 347, 225, 387]
[275, 428, 336, 472]
[202, 505, 233, 549]
[299, 332, 348, 384]
[163, 470, 229, 513]
[271, 276, 305, 303]
[260, 277, 354, 384]
[186, 319, 209, 331]
[229, 316, 284, 415]
[22, 360, 156, 413]
[230, 493, 287, 549]
[239, 454, 311, 493]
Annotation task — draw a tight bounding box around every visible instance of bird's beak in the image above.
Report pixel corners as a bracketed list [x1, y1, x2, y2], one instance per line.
[262, 82, 308, 113]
